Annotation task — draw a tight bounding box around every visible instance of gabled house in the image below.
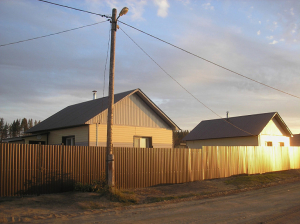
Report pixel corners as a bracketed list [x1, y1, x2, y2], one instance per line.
[183, 112, 292, 148]
[24, 89, 179, 148]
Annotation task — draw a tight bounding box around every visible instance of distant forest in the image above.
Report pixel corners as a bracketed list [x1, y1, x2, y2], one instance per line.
[0, 118, 40, 141]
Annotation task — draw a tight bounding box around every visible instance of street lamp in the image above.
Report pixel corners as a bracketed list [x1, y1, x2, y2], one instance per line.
[106, 7, 128, 187]
[117, 7, 129, 20]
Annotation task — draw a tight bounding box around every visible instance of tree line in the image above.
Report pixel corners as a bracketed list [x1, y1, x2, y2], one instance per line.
[0, 118, 40, 142]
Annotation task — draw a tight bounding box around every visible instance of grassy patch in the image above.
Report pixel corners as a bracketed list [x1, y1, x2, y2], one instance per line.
[224, 173, 285, 188]
[108, 188, 138, 204]
[147, 193, 199, 203]
[74, 176, 138, 204]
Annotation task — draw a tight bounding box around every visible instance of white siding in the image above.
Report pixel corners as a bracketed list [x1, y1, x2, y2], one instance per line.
[259, 118, 290, 146]
[186, 136, 258, 149]
[48, 126, 89, 146]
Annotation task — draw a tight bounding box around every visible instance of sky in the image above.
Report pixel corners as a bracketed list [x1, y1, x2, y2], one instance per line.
[0, 0, 300, 134]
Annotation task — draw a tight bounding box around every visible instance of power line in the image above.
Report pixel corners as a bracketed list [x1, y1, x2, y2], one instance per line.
[0, 21, 108, 47]
[119, 27, 254, 136]
[34, 2, 299, 99]
[38, 0, 111, 18]
[101, 29, 111, 112]
[119, 20, 300, 100]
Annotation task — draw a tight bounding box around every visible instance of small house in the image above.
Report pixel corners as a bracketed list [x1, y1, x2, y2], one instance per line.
[24, 89, 179, 148]
[183, 112, 292, 148]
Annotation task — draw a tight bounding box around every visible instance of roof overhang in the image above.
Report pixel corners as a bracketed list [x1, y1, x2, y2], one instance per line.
[271, 112, 293, 137]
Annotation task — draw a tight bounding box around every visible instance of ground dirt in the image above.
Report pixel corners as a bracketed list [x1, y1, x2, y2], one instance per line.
[1, 169, 300, 223]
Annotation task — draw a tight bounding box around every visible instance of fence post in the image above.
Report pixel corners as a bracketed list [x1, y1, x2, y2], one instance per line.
[61, 143, 64, 192]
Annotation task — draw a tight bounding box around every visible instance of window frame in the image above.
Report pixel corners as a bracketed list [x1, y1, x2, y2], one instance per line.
[62, 135, 75, 146]
[133, 136, 152, 148]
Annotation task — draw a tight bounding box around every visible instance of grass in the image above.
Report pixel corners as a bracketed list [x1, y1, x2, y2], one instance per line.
[224, 172, 290, 188]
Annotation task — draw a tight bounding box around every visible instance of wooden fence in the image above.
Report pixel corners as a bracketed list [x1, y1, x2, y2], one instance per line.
[1, 143, 300, 197]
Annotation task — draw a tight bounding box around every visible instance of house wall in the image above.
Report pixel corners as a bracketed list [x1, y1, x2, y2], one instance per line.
[86, 94, 171, 129]
[24, 135, 48, 144]
[186, 136, 258, 149]
[48, 125, 89, 146]
[89, 124, 172, 148]
[259, 118, 290, 146]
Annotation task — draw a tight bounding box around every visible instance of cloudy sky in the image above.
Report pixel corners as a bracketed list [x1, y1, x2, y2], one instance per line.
[0, 0, 299, 134]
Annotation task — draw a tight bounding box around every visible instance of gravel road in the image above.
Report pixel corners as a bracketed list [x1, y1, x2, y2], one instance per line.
[37, 181, 300, 223]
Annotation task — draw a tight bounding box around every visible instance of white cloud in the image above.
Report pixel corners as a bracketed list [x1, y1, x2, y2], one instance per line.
[266, 36, 274, 40]
[269, 40, 278, 44]
[280, 39, 285, 42]
[257, 30, 261, 35]
[259, 21, 261, 24]
[154, 0, 170, 18]
[125, 0, 147, 21]
[202, 3, 214, 10]
[290, 8, 294, 16]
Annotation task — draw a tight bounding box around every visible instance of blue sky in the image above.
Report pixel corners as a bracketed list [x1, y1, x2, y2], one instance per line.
[0, 0, 299, 133]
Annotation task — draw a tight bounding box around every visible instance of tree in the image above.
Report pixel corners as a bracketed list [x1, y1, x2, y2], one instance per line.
[21, 118, 28, 135]
[0, 118, 4, 142]
[173, 130, 190, 147]
[2, 123, 9, 139]
[28, 119, 33, 129]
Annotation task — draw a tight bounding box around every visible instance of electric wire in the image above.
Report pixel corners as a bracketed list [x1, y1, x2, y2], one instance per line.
[0, 21, 108, 47]
[120, 26, 254, 136]
[35, 1, 299, 99]
[101, 29, 111, 112]
[119, 20, 300, 100]
[38, 0, 110, 18]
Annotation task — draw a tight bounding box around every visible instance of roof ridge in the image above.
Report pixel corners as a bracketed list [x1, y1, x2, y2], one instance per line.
[201, 112, 277, 122]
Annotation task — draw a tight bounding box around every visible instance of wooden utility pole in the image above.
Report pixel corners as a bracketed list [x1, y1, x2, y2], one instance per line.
[106, 8, 117, 187]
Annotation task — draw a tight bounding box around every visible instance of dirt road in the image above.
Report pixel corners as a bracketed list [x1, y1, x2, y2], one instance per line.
[31, 181, 300, 223]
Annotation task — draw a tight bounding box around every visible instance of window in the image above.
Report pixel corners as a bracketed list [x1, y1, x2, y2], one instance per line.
[133, 136, 152, 148]
[279, 142, 284, 146]
[62, 136, 75, 146]
[29, 141, 46, 145]
[265, 141, 273, 146]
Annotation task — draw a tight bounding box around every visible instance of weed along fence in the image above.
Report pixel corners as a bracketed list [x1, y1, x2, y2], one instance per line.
[1, 143, 300, 197]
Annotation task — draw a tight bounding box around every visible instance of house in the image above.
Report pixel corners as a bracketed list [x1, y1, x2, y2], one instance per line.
[22, 89, 179, 148]
[183, 112, 292, 148]
[291, 134, 300, 146]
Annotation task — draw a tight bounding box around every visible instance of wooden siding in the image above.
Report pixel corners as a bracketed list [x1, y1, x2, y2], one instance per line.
[89, 124, 172, 148]
[86, 94, 171, 129]
[186, 136, 258, 148]
[2, 143, 300, 196]
[48, 126, 89, 146]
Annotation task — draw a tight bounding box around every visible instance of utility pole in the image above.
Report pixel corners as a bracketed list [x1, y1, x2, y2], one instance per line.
[106, 8, 117, 187]
[106, 7, 128, 187]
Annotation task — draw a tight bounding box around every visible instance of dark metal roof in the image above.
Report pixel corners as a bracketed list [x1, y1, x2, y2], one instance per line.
[183, 112, 292, 141]
[27, 89, 179, 133]
[291, 134, 300, 146]
[27, 89, 135, 133]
